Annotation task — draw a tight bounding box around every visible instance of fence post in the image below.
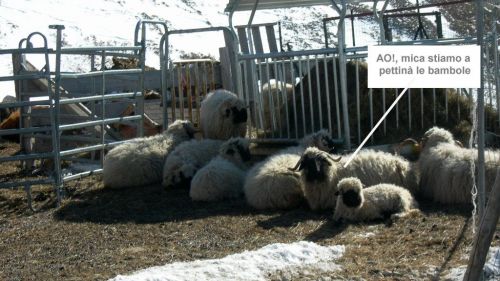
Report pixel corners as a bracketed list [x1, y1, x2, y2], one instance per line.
[463, 168, 500, 281]
[49, 25, 65, 206]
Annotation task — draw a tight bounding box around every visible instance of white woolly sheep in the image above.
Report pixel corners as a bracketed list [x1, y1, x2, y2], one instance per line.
[162, 139, 224, 188]
[260, 79, 293, 133]
[333, 177, 419, 222]
[243, 130, 337, 210]
[414, 126, 499, 204]
[200, 89, 248, 140]
[291, 147, 419, 210]
[189, 138, 251, 202]
[103, 119, 196, 189]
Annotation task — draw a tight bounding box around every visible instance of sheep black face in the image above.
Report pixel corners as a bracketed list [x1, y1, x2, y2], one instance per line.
[182, 122, 197, 139]
[341, 189, 362, 208]
[225, 107, 248, 124]
[321, 135, 336, 154]
[291, 154, 331, 183]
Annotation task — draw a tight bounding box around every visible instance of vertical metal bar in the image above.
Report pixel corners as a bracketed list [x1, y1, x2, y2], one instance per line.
[298, 56, 306, 136]
[161, 33, 169, 130]
[323, 55, 333, 135]
[314, 55, 323, 131]
[241, 60, 253, 138]
[265, 59, 275, 138]
[334, 0, 351, 149]
[257, 61, 266, 135]
[332, 56, 341, 138]
[355, 60, 361, 143]
[49, 25, 64, 206]
[171, 63, 177, 122]
[273, 60, 282, 138]
[138, 23, 146, 137]
[290, 57, 298, 140]
[100, 54, 106, 166]
[457, 88, 461, 122]
[281, 59, 290, 139]
[307, 56, 315, 133]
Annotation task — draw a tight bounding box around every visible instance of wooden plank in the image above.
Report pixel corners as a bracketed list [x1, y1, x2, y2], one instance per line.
[237, 27, 250, 54]
[463, 168, 500, 281]
[265, 25, 279, 53]
[219, 47, 234, 91]
[251, 27, 264, 54]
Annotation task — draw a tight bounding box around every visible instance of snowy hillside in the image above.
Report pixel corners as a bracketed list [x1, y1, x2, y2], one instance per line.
[0, 0, 339, 100]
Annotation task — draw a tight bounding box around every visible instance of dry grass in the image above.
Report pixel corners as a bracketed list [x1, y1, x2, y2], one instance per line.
[1, 141, 499, 281]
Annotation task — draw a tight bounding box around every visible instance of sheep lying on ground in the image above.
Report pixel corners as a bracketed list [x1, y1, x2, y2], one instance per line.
[414, 126, 499, 204]
[103, 120, 196, 189]
[190, 138, 251, 201]
[333, 177, 419, 222]
[243, 130, 337, 210]
[162, 139, 224, 188]
[200, 89, 248, 139]
[290, 147, 418, 210]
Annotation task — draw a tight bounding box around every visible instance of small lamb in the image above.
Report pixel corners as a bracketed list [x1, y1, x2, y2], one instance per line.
[333, 177, 419, 222]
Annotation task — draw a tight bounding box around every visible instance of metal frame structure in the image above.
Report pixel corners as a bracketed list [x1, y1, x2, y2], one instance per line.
[159, 26, 241, 130]
[0, 20, 169, 209]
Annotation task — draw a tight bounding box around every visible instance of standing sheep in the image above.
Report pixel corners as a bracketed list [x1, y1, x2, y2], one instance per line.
[200, 89, 248, 139]
[190, 138, 251, 201]
[103, 120, 196, 189]
[162, 139, 224, 188]
[243, 130, 337, 210]
[333, 177, 419, 222]
[414, 126, 499, 204]
[290, 147, 419, 210]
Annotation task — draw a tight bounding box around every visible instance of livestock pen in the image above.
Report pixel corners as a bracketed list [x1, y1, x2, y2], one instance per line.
[0, 0, 499, 279]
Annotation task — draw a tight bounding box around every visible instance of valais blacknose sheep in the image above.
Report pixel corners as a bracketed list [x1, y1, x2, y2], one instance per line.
[243, 130, 337, 210]
[291, 147, 419, 210]
[162, 139, 224, 188]
[190, 138, 251, 201]
[103, 120, 196, 189]
[200, 89, 248, 139]
[333, 177, 419, 222]
[413, 126, 499, 204]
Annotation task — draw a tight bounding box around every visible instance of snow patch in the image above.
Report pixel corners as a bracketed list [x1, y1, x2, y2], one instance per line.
[109, 241, 345, 281]
[444, 247, 500, 281]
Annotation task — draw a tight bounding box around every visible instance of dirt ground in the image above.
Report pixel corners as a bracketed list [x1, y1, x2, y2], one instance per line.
[1, 141, 499, 281]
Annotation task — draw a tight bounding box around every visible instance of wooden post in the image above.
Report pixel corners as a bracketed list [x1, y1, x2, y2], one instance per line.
[463, 168, 500, 281]
[219, 47, 234, 91]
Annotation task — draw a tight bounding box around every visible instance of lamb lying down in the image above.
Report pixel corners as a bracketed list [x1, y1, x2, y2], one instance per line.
[333, 177, 419, 222]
